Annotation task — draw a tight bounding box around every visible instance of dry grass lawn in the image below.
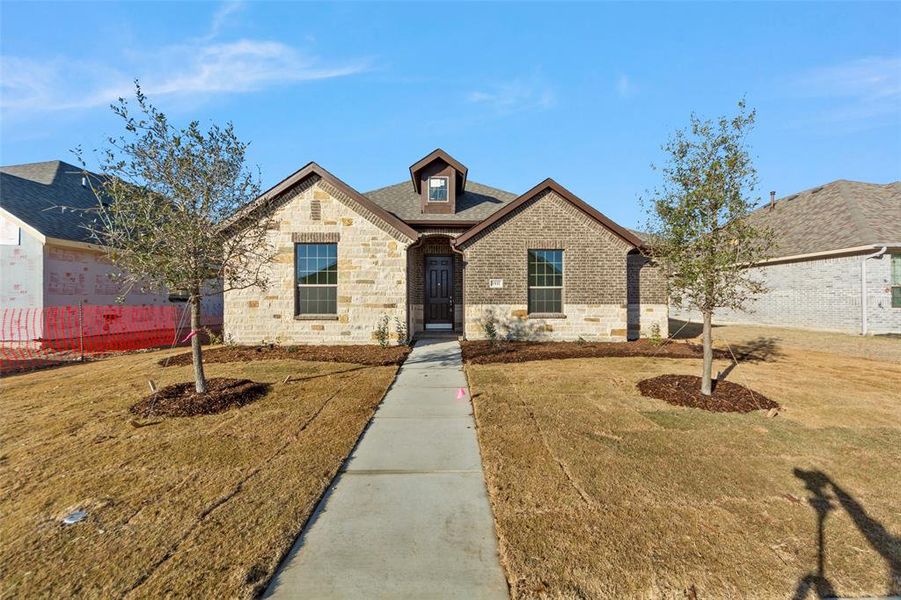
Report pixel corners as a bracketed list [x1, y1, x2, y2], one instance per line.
[467, 324, 901, 599]
[0, 349, 397, 598]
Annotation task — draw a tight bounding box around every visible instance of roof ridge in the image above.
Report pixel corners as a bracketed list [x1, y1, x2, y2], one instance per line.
[364, 178, 517, 197]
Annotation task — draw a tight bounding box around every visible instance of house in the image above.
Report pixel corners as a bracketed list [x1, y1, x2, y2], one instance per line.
[670, 180, 901, 335]
[0, 160, 223, 322]
[224, 149, 668, 344]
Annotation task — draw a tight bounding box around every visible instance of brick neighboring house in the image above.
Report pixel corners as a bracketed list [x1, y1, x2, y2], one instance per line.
[0, 160, 223, 322]
[224, 149, 668, 344]
[671, 180, 901, 335]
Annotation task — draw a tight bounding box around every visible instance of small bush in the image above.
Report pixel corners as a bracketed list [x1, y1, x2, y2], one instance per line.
[394, 317, 409, 347]
[482, 315, 499, 347]
[648, 322, 663, 346]
[374, 314, 391, 349]
[202, 327, 223, 346]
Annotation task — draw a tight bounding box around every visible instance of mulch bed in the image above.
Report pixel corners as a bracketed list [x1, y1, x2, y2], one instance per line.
[160, 344, 411, 368]
[636, 374, 779, 413]
[460, 339, 731, 364]
[130, 378, 270, 418]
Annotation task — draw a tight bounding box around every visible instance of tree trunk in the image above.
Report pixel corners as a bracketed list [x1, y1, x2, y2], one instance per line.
[190, 292, 208, 394]
[701, 310, 713, 396]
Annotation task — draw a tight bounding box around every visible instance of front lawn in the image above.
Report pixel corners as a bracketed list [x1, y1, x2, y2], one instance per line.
[0, 350, 397, 598]
[466, 325, 901, 598]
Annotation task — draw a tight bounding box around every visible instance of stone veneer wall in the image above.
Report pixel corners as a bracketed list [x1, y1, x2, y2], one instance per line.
[224, 176, 410, 345]
[669, 251, 900, 334]
[459, 189, 660, 341]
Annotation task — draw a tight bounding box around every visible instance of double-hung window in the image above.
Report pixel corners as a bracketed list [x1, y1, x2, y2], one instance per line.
[295, 243, 338, 315]
[892, 253, 901, 308]
[428, 176, 448, 202]
[528, 249, 564, 314]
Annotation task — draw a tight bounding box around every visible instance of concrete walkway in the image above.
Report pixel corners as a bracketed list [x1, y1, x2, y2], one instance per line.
[265, 339, 508, 599]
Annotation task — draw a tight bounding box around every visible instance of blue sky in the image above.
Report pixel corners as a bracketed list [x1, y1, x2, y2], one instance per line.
[2, 1, 899, 228]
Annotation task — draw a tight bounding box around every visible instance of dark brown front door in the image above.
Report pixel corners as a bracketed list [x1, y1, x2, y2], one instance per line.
[425, 255, 453, 328]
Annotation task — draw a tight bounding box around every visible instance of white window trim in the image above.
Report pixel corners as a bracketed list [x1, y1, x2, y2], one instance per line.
[527, 249, 565, 315]
[428, 176, 449, 202]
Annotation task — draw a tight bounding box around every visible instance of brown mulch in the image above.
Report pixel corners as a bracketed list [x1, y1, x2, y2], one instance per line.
[460, 339, 731, 364]
[160, 344, 411, 368]
[636, 374, 779, 413]
[130, 377, 270, 418]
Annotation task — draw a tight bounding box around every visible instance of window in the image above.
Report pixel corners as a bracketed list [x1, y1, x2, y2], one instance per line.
[428, 176, 448, 202]
[528, 249, 564, 314]
[892, 253, 901, 308]
[295, 243, 338, 315]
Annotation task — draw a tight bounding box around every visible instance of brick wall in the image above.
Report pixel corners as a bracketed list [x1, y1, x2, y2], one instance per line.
[669, 251, 901, 334]
[458, 189, 667, 340]
[224, 177, 410, 344]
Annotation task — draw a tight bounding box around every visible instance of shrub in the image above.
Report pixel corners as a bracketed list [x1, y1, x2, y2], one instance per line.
[482, 315, 499, 347]
[648, 322, 663, 346]
[374, 314, 391, 349]
[394, 316, 409, 347]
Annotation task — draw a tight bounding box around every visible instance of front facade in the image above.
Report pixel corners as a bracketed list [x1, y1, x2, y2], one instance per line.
[224, 150, 668, 345]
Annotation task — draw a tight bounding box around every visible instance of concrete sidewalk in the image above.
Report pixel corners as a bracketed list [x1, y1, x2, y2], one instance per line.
[265, 339, 508, 599]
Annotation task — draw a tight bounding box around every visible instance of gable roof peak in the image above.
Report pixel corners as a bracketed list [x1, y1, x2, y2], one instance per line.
[409, 148, 468, 194]
[454, 177, 644, 249]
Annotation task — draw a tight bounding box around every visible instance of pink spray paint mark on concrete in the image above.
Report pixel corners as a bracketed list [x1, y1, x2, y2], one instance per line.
[456, 387, 466, 400]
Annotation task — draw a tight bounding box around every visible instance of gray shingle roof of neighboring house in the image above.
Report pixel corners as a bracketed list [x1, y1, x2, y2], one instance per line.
[751, 179, 901, 259]
[0, 160, 102, 244]
[364, 180, 518, 223]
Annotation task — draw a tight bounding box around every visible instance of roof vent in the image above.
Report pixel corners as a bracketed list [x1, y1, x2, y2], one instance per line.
[769, 190, 775, 209]
[81, 176, 87, 188]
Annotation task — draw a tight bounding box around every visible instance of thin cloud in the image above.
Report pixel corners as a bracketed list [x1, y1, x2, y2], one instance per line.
[615, 74, 636, 98]
[0, 3, 368, 117]
[467, 78, 556, 115]
[203, 1, 245, 42]
[790, 56, 901, 128]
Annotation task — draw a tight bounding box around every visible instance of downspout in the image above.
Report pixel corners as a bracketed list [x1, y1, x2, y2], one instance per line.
[860, 246, 887, 335]
[406, 236, 424, 342]
[450, 239, 466, 340]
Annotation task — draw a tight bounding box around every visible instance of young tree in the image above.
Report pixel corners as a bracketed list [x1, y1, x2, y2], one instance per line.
[77, 83, 276, 393]
[644, 100, 773, 395]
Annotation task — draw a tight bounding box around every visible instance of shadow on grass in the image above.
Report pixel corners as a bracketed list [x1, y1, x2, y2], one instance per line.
[716, 336, 784, 382]
[792, 468, 900, 599]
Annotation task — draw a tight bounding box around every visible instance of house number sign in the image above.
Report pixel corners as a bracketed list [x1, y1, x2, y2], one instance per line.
[489, 278, 504, 289]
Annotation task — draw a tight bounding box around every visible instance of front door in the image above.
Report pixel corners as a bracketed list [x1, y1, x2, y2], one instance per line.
[425, 255, 454, 329]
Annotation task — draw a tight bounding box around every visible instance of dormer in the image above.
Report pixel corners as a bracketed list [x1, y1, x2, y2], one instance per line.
[409, 149, 468, 215]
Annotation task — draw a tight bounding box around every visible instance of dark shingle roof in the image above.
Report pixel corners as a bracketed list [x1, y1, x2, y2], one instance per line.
[751, 180, 901, 258]
[364, 180, 518, 223]
[0, 160, 102, 244]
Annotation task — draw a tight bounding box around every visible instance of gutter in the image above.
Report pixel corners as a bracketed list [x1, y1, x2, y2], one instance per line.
[757, 243, 901, 266]
[861, 246, 888, 336]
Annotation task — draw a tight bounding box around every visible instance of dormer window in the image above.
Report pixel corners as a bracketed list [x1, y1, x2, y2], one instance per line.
[428, 177, 448, 202]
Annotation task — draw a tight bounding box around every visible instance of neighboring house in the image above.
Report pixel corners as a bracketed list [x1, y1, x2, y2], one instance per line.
[0, 160, 223, 326]
[224, 149, 668, 344]
[671, 180, 901, 335]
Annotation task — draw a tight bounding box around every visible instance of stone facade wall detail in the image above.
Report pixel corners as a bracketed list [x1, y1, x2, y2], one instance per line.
[669, 251, 900, 334]
[224, 179, 409, 344]
[465, 304, 629, 341]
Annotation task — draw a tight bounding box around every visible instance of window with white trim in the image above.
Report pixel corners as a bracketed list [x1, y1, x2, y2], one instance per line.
[528, 249, 564, 314]
[428, 176, 448, 202]
[295, 243, 338, 315]
[892, 253, 901, 308]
